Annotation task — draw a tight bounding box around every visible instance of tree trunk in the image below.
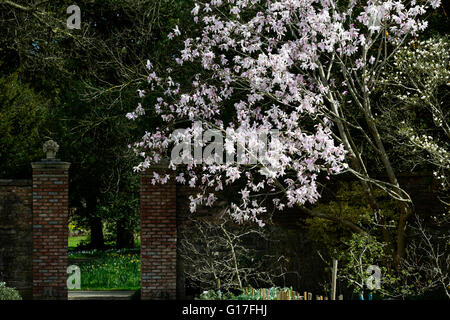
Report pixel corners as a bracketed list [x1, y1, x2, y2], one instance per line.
[89, 216, 104, 249]
[395, 212, 410, 265]
[86, 195, 104, 249]
[116, 218, 134, 248]
[364, 112, 413, 265]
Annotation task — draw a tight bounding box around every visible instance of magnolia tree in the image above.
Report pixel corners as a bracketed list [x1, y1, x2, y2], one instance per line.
[380, 36, 449, 203]
[377, 36, 449, 298]
[128, 0, 442, 260]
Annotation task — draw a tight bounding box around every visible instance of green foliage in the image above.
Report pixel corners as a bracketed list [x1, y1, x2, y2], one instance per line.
[68, 235, 90, 251]
[304, 182, 421, 298]
[0, 73, 50, 178]
[337, 233, 393, 295]
[198, 290, 238, 300]
[197, 287, 301, 300]
[334, 231, 429, 299]
[96, 174, 140, 243]
[306, 181, 396, 252]
[0, 282, 22, 300]
[68, 249, 140, 290]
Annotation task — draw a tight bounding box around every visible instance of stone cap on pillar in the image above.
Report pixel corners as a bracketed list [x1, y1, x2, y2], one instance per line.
[31, 140, 70, 169]
[31, 161, 71, 170]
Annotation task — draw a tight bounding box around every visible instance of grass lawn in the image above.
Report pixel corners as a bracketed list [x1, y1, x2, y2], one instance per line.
[68, 248, 140, 291]
[68, 235, 89, 251]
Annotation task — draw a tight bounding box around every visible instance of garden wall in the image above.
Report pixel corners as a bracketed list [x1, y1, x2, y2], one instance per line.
[0, 156, 70, 300]
[0, 179, 33, 300]
[0, 150, 443, 301]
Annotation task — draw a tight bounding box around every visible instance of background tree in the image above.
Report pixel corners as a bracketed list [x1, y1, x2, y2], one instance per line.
[0, 73, 50, 178]
[179, 212, 292, 292]
[0, 0, 195, 248]
[378, 35, 449, 210]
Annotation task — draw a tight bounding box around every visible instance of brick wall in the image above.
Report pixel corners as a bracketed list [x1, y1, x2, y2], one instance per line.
[0, 154, 444, 301]
[0, 180, 33, 299]
[140, 165, 177, 300]
[31, 161, 70, 300]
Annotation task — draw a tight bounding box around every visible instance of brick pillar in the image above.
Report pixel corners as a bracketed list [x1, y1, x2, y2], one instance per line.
[140, 162, 177, 300]
[31, 158, 70, 300]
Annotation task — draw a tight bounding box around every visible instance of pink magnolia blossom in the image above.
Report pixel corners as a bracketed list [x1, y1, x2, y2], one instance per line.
[129, 0, 439, 226]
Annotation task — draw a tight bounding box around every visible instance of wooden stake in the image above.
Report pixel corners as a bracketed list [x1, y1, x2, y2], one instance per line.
[331, 259, 338, 300]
